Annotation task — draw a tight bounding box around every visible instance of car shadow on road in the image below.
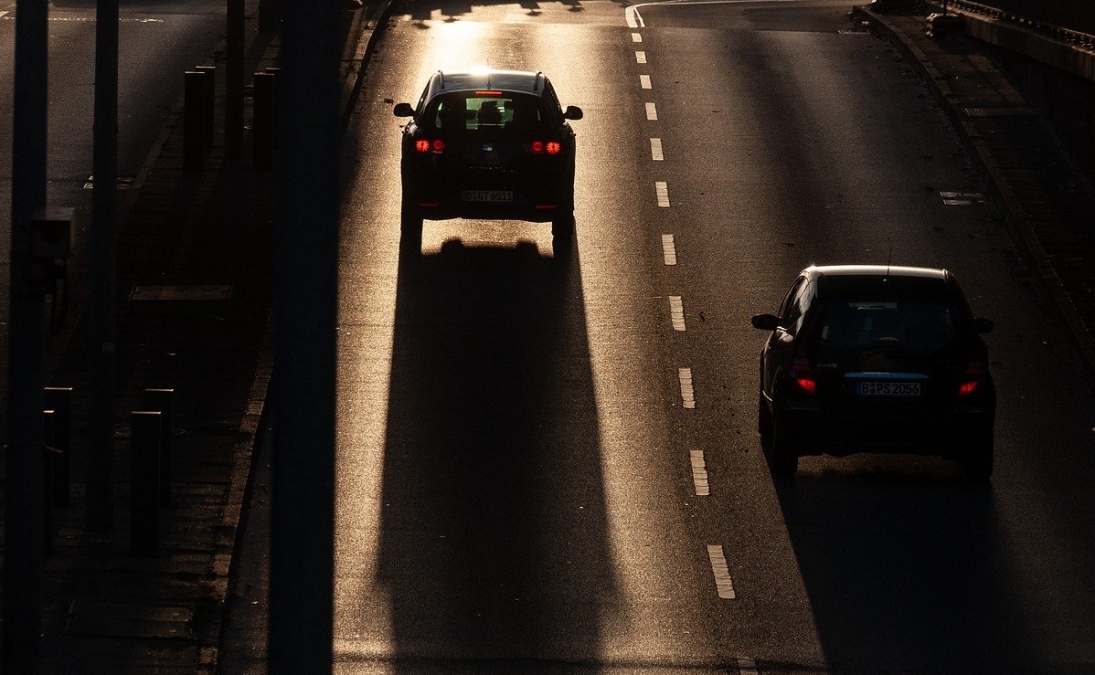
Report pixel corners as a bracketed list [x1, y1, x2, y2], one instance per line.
[362, 234, 616, 674]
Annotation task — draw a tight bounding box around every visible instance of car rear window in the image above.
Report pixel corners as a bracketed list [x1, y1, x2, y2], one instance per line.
[421, 93, 550, 135]
[811, 300, 960, 358]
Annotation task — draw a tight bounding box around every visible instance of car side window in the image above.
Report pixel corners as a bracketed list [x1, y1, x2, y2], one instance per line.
[781, 277, 813, 336]
[543, 82, 565, 126]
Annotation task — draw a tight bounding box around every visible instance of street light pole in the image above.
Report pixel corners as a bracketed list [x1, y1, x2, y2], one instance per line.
[3, 0, 49, 670]
[269, 0, 339, 672]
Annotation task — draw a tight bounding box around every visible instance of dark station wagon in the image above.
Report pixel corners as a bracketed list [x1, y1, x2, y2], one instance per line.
[751, 265, 997, 481]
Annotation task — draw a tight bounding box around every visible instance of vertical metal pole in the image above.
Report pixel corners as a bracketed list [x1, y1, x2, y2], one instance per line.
[226, 0, 245, 158]
[44, 387, 73, 507]
[253, 71, 276, 170]
[4, 0, 49, 670]
[184, 71, 207, 171]
[195, 65, 217, 148]
[87, 0, 119, 533]
[270, 0, 339, 671]
[42, 410, 56, 555]
[143, 388, 175, 508]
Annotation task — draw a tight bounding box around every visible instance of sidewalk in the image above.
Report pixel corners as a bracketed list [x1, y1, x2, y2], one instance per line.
[853, 1, 1095, 382]
[0, 1, 394, 673]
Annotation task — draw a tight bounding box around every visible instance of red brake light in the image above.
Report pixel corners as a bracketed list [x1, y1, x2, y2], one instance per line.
[959, 362, 984, 396]
[792, 358, 816, 395]
[432, 139, 445, 153]
[414, 138, 444, 153]
[546, 141, 562, 155]
[474, 90, 502, 96]
[530, 140, 544, 153]
[415, 139, 430, 153]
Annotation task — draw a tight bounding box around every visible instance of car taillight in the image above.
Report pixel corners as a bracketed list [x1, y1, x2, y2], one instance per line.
[959, 361, 985, 396]
[414, 138, 445, 153]
[527, 140, 562, 155]
[792, 358, 816, 395]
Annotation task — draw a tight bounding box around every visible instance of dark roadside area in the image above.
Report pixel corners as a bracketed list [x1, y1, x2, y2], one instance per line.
[2, 0, 1095, 673]
[0, 0, 394, 672]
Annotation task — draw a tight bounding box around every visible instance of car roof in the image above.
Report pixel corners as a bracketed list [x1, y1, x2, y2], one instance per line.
[804, 265, 963, 305]
[429, 69, 548, 95]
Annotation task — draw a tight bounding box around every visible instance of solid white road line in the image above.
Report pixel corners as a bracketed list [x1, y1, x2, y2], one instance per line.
[662, 234, 677, 266]
[669, 295, 685, 331]
[655, 181, 670, 207]
[707, 544, 736, 599]
[678, 367, 695, 409]
[690, 450, 709, 495]
[646, 102, 658, 121]
[650, 137, 663, 161]
[640, 74, 652, 89]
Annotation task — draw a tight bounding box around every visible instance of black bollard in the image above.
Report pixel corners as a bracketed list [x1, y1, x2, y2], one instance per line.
[143, 388, 175, 508]
[129, 411, 162, 557]
[194, 65, 216, 148]
[253, 71, 276, 170]
[184, 71, 206, 171]
[44, 387, 73, 507]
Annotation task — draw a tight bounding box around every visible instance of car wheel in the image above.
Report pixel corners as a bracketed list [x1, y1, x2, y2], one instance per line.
[758, 393, 773, 450]
[770, 415, 798, 477]
[961, 432, 994, 484]
[551, 212, 575, 240]
[400, 199, 422, 237]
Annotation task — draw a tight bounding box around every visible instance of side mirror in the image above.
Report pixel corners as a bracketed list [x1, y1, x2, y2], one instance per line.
[751, 313, 779, 331]
[393, 102, 415, 118]
[974, 318, 994, 334]
[563, 105, 583, 121]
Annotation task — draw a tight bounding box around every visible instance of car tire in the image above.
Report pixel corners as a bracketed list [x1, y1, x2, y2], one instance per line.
[770, 415, 799, 477]
[400, 198, 422, 238]
[758, 393, 773, 450]
[551, 212, 575, 240]
[961, 433, 994, 484]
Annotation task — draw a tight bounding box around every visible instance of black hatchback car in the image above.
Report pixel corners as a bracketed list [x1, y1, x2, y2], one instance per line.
[393, 69, 583, 242]
[751, 265, 996, 481]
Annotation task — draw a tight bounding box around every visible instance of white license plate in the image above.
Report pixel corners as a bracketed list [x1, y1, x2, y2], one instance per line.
[463, 190, 513, 203]
[857, 381, 921, 397]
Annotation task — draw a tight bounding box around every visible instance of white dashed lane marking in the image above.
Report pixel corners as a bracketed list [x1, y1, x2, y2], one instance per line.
[636, 51, 647, 64]
[662, 234, 677, 265]
[678, 367, 695, 409]
[646, 102, 658, 121]
[632, 31, 643, 42]
[655, 181, 670, 207]
[640, 74, 652, 89]
[737, 657, 758, 675]
[707, 544, 736, 599]
[690, 450, 709, 495]
[650, 138, 663, 161]
[669, 295, 685, 331]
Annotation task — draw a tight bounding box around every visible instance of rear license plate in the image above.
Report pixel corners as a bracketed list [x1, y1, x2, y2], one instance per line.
[463, 190, 513, 203]
[857, 381, 921, 397]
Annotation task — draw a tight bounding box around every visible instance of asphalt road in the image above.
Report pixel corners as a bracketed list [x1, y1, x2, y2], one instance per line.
[225, 1, 1095, 673]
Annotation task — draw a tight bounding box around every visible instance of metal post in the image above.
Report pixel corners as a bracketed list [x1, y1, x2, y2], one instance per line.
[270, 0, 339, 671]
[195, 65, 216, 148]
[184, 71, 206, 171]
[4, 0, 50, 667]
[87, 0, 119, 535]
[129, 411, 162, 557]
[226, 0, 245, 158]
[253, 71, 276, 170]
[42, 410, 56, 555]
[45, 387, 73, 506]
[143, 388, 175, 508]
